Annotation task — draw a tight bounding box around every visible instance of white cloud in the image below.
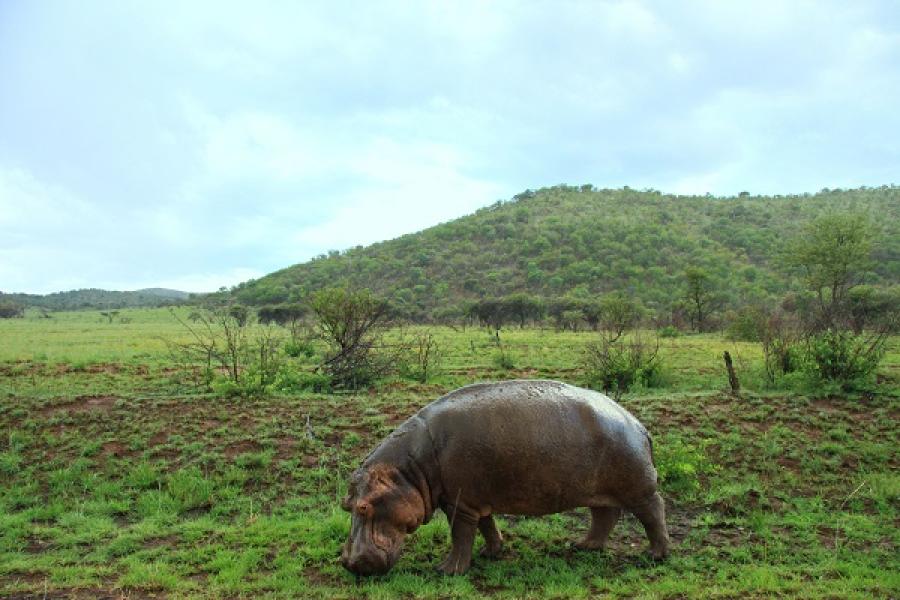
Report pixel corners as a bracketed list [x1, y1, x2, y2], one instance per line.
[1, 0, 898, 293]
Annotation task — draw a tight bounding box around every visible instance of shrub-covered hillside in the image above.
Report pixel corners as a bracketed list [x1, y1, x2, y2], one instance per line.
[0, 288, 190, 311]
[232, 185, 900, 319]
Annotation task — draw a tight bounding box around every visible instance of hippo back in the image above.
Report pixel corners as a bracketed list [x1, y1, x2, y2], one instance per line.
[418, 380, 656, 514]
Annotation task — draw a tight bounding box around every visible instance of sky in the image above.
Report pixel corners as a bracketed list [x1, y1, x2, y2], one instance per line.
[1, 1, 899, 294]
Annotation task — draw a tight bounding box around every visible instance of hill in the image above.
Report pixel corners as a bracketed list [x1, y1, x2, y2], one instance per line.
[232, 185, 900, 320]
[1, 287, 191, 311]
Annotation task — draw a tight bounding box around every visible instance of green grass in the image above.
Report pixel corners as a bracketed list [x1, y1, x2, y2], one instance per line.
[0, 308, 898, 598]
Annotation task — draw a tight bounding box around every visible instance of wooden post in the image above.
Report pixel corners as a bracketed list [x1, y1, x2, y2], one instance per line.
[723, 351, 740, 395]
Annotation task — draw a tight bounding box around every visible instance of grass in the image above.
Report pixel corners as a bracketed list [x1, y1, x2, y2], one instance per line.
[0, 308, 898, 598]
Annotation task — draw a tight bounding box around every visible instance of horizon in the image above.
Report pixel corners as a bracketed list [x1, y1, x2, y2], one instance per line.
[4, 182, 896, 297]
[2, 1, 899, 294]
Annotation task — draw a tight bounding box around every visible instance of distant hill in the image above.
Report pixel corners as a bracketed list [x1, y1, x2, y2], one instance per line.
[229, 185, 900, 321]
[1, 287, 191, 311]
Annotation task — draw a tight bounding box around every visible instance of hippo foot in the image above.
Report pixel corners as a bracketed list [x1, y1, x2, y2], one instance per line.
[479, 542, 503, 559]
[435, 554, 472, 575]
[573, 538, 607, 551]
[648, 545, 670, 561]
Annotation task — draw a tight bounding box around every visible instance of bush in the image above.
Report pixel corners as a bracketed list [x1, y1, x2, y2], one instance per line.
[658, 325, 680, 338]
[581, 333, 665, 397]
[802, 329, 884, 390]
[310, 287, 391, 389]
[167, 306, 284, 395]
[492, 347, 515, 370]
[398, 330, 444, 383]
[654, 436, 716, 503]
[0, 300, 24, 319]
[272, 369, 332, 393]
[725, 306, 768, 342]
[283, 339, 315, 358]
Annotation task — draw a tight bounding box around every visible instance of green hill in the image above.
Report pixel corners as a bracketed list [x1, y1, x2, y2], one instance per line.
[232, 185, 900, 320]
[1, 287, 190, 311]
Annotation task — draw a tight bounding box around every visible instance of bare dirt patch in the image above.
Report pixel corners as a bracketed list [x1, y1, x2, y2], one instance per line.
[275, 436, 296, 461]
[224, 439, 264, 459]
[39, 395, 118, 416]
[148, 431, 169, 446]
[100, 441, 129, 458]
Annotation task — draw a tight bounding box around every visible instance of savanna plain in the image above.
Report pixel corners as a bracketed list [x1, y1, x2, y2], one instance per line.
[0, 308, 897, 599]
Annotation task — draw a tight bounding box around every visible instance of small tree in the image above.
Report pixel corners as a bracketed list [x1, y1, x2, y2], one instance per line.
[400, 330, 444, 383]
[309, 287, 390, 389]
[581, 301, 603, 331]
[504, 293, 545, 328]
[99, 310, 120, 324]
[0, 300, 24, 319]
[598, 292, 643, 342]
[467, 298, 508, 334]
[682, 268, 723, 332]
[783, 212, 874, 330]
[782, 213, 895, 390]
[846, 285, 899, 335]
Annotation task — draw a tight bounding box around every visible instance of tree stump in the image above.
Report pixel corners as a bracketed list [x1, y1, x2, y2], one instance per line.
[723, 351, 740, 395]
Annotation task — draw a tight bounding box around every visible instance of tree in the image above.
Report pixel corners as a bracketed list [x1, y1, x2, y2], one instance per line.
[581, 301, 603, 331]
[784, 212, 874, 330]
[0, 300, 24, 318]
[682, 268, 722, 332]
[467, 298, 507, 332]
[504, 293, 545, 328]
[846, 285, 899, 335]
[309, 287, 390, 389]
[780, 214, 895, 390]
[598, 292, 643, 341]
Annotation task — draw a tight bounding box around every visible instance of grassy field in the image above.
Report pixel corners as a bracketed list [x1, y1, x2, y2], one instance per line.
[0, 308, 898, 598]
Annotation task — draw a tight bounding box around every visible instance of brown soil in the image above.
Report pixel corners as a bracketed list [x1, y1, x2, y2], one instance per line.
[39, 395, 118, 416]
[100, 441, 129, 458]
[224, 440, 263, 459]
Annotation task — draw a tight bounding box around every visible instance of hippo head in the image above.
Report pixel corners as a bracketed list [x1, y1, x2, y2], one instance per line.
[340, 463, 425, 576]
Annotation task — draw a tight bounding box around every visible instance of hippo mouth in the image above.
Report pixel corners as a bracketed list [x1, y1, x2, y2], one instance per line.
[342, 523, 404, 576]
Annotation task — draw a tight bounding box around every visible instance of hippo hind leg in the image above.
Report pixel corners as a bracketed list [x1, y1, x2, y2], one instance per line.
[576, 506, 622, 550]
[478, 515, 503, 558]
[628, 492, 670, 560]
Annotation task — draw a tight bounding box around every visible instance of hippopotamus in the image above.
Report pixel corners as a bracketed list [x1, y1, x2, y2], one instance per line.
[340, 379, 669, 576]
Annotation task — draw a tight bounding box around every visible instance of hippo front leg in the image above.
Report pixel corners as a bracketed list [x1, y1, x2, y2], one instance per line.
[436, 509, 479, 575]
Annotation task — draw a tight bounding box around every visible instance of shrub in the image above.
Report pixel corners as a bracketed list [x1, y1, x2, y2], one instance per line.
[725, 306, 768, 342]
[654, 436, 716, 503]
[492, 347, 515, 370]
[273, 369, 332, 393]
[802, 329, 884, 390]
[284, 339, 315, 358]
[398, 330, 444, 383]
[310, 287, 391, 389]
[658, 325, 680, 338]
[0, 301, 25, 318]
[167, 306, 284, 395]
[581, 333, 664, 397]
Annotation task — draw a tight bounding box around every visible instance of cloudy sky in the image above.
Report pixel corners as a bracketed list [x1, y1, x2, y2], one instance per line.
[1, 1, 898, 294]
